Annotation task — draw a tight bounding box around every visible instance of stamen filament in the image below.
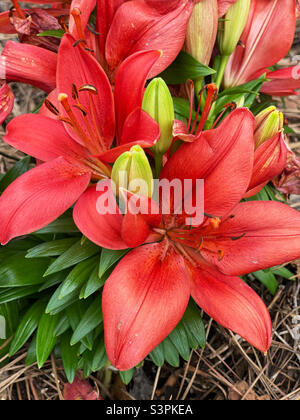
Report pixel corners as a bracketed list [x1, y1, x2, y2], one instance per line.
[71, 8, 85, 42]
[11, 0, 26, 19]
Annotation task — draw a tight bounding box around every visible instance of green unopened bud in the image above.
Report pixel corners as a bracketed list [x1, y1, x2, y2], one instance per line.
[254, 106, 284, 148]
[185, 0, 218, 66]
[218, 0, 251, 56]
[111, 145, 153, 197]
[142, 77, 174, 155]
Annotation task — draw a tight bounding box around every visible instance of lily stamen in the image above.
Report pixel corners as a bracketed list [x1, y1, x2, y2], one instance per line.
[11, 0, 26, 19]
[71, 8, 86, 43]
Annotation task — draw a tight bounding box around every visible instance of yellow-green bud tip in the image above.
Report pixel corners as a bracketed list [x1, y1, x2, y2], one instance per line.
[142, 77, 174, 155]
[111, 146, 153, 198]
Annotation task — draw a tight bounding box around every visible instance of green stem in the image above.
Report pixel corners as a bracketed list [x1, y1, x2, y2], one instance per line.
[154, 153, 163, 179]
[206, 54, 230, 129]
[215, 54, 230, 90]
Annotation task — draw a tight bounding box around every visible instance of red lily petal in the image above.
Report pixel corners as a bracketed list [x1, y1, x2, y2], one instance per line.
[161, 108, 255, 218]
[39, 89, 59, 119]
[3, 113, 90, 163]
[103, 241, 190, 370]
[120, 108, 160, 146]
[97, 139, 158, 163]
[57, 33, 115, 151]
[225, 0, 296, 87]
[121, 212, 151, 248]
[261, 67, 300, 96]
[245, 133, 288, 197]
[96, 0, 129, 64]
[114, 49, 161, 142]
[105, 0, 194, 78]
[0, 157, 91, 245]
[0, 11, 16, 34]
[217, 0, 238, 17]
[202, 201, 300, 276]
[120, 190, 162, 247]
[173, 119, 197, 143]
[0, 41, 57, 92]
[0, 83, 14, 125]
[73, 183, 128, 250]
[188, 263, 272, 352]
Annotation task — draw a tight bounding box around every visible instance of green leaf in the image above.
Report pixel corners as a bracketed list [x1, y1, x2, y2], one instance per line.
[36, 312, 59, 368]
[162, 337, 180, 367]
[43, 239, 100, 276]
[91, 336, 108, 372]
[253, 270, 278, 295]
[59, 256, 98, 299]
[271, 266, 293, 280]
[215, 75, 267, 114]
[159, 51, 215, 85]
[120, 369, 134, 385]
[0, 302, 19, 337]
[149, 344, 165, 367]
[25, 335, 37, 366]
[80, 265, 103, 299]
[54, 315, 70, 337]
[65, 301, 94, 350]
[46, 283, 79, 315]
[9, 301, 45, 356]
[168, 321, 191, 361]
[0, 157, 31, 192]
[182, 301, 206, 349]
[36, 214, 79, 234]
[37, 29, 65, 38]
[0, 285, 40, 304]
[60, 332, 80, 383]
[38, 270, 69, 292]
[0, 254, 51, 288]
[99, 248, 129, 278]
[70, 297, 103, 346]
[26, 238, 79, 259]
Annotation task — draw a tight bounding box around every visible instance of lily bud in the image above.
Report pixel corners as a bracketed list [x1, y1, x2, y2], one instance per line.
[185, 0, 218, 66]
[254, 106, 284, 147]
[218, 0, 251, 56]
[142, 78, 174, 155]
[245, 107, 287, 198]
[111, 145, 153, 198]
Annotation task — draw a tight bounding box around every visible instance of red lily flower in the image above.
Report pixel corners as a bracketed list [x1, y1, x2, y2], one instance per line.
[224, 0, 296, 88]
[0, 83, 14, 125]
[97, 0, 199, 79]
[73, 107, 300, 370]
[0, 34, 160, 245]
[261, 67, 300, 97]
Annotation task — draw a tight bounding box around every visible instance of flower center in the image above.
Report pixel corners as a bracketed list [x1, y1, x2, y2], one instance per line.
[167, 216, 225, 261]
[45, 89, 112, 179]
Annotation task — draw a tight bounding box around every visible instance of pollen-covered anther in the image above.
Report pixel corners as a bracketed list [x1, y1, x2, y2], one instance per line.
[79, 84, 98, 95]
[217, 249, 225, 261]
[209, 217, 222, 230]
[44, 99, 60, 116]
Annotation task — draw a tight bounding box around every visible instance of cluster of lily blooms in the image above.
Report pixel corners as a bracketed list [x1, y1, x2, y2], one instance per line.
[1, 0, 300, 371]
